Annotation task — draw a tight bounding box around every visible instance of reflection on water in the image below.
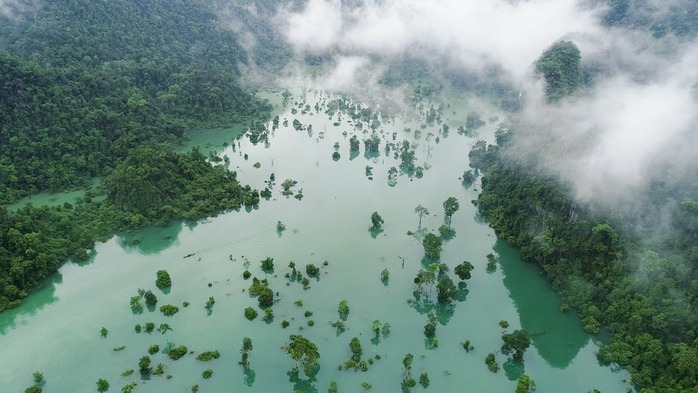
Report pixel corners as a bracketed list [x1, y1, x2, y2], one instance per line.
[496, 239, 589, 368]
[116, 221, 188, 255]
[0, 273, 61, 335]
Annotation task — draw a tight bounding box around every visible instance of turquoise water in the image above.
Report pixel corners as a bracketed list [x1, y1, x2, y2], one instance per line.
[0, 89, 632, 393]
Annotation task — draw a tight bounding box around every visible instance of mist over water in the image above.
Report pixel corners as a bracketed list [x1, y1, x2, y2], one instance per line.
[269, 0, 698, 218]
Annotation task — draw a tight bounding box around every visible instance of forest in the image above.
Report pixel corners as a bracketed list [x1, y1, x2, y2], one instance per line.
[1, 0, 697, 392]
[0, 1, 269, 311]
[468, 38, 698, 392]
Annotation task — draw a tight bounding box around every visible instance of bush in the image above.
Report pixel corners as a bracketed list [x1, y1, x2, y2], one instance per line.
[196, 351, 221, 362]
[244, 307, 258, 321]
[144, 290, 157, 306]
[96, 378, 109, 392]
[156, 270, 171, 289]
[160, 304, 179, 316]
[168, 345, 188, 360]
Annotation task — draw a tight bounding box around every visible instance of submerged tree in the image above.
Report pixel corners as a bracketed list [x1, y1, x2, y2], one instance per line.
[502, 329, 531, 362]
[240, 337, 253, 367]
[422, 233, 443, 260]
[443, 197, 459, 227]
[287, 335, 320, 377]
[370, 211, 384, 230]
[436, 275, 457, 304]
[454, 261, 474, 280]
[156, 270, 171, 289]
[415, 205, 429, 229]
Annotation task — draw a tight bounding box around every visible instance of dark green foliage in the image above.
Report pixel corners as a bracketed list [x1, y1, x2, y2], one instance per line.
[258, 288, 274, 309]
[287, 335, 321, 376]
[202, 369, 213, 379]
[424, 312, 437, 338]
[32, 372, 43, 384]
[205, 296, 215, 312]
[306, 264, 320, 277]
[516, 374, 536, 393]
[419, 372, 430, 388]
[436, 276, 457, 304]
[159, 304, 179, 317]
[261, 257, 274, 271]
[244, 307, 258, 321]
[96, 378, 109, 392]
[349, 135, 360, 151]
[106, 145, 259, 222]
[485, 353, 499, 373]
[0, 0, 272, 202]
[168, 345, 188, 361]
[422, 233, 443, 260]
[443, 197, 459, 226]
[196, 351, 220, 362]
[100, 327, 108, 338]
[474, 132, 698, 391]
[364, 134, 381, 153]
[144, 290, 157, 307]
[139, 356, 152, 374]
[240, 337, 253, 367]
[262, 308, 274, 323]
[144, 322, 155, 334]
[461, 340, 474, 352]
[24, 386, 42, 393]
[370, 211, 384, 229]
[534, 41, 582, 102]
[155, 270, 171, 289]
[350, 337, 363, 362]
[148, 345, 159, 355]
[454, 261, 474, 280]
[502, 329, 531, 362]
[338, 300, 350, 320]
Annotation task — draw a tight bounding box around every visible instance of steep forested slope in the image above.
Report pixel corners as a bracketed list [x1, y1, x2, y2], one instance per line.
[471, 130, 698, 392]
[0, 1, 272, 311]
[0, 0, 271, 202]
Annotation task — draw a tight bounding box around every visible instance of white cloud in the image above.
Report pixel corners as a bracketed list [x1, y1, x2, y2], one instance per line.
[279, 0, 603, 83]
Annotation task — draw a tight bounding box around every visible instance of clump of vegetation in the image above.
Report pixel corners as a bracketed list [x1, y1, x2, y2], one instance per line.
[144, 290, 157, 306]
[486, 253, 498, 271]
[156, 270, 171, 289]
[370, 211, 384, 230]
[96, 378, 109, 392]
[205, 296, 215, 312]
[454, 261, 474, 280]
[261, 257, 274, 271]
[148, 345, 160, 355]
[502, 329, 531, 362]
[338, 300, 350, 320]
[168, 345, 188, 361]
[244, 307, 258, 321]
[202, 369, 213, 379]
[196, 350, 220, 362]
[305, 264, 320, 277]
[281, 179, 298, 196]
[160, 304, 179, 316]
[240, 337, 253, 367]
[485, 353, 499, 373]
[461, 340, 474, 352]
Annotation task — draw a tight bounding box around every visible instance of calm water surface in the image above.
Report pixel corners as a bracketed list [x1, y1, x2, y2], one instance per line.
[0, 88, 632, 392]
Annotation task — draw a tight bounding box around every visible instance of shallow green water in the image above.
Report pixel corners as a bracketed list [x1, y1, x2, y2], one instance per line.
[0, 89, 633, 393]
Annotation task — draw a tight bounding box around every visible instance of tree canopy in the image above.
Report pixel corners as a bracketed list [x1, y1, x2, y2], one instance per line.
[534, 41, 582, 102]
